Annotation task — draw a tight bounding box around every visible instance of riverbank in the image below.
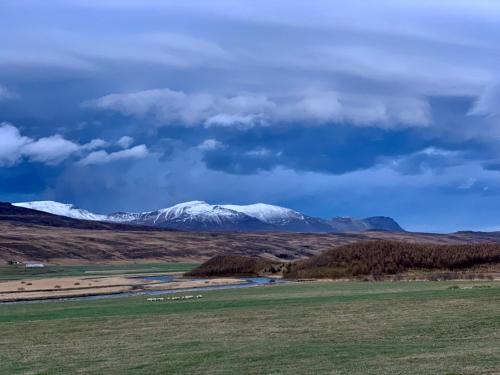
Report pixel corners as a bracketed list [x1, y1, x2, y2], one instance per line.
[0, 273, 267, 303]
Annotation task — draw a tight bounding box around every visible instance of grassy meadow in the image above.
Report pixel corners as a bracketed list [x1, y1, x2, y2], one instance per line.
[1, 280, 499, 374]
[0, 263, 198, 281]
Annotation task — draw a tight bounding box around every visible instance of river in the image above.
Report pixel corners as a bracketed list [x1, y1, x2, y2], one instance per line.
[2, 276, 283, 305]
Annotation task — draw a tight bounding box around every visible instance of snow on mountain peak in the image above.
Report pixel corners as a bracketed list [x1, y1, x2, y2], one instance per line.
[12, 200, 304, 225]
[221, 203, 304, 224]
[156, 201, 244, 224]
[11, 199, 404, 232]
[13, 201, 107, 221]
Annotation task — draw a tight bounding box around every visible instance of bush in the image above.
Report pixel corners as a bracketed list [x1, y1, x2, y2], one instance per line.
[186, 255, 279, 277]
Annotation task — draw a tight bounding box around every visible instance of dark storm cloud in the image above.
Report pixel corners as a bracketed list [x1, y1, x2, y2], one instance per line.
[2, 0, 500, 231]
[201, 126, 422, 175]
[0, 165, 55, 195]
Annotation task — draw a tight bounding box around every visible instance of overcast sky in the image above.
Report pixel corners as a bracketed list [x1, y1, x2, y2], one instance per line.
[1, 0, 500, 232]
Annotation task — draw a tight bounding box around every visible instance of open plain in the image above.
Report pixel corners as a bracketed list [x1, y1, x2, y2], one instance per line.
[1, 280, 499, 374]
[0, 264, 249, 302]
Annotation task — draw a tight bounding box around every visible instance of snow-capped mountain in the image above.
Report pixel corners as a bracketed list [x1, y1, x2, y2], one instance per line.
[13, 201, 108, 221]
[109, 201, 269, 231]
[221, 203, 303, 224]
[108, 201, 336, 232]
[12, 200, 404, 233]
[221, 203, 334, 232]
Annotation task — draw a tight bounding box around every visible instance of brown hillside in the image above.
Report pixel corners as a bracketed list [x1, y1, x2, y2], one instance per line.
[2, 219, 500, 265]
[285, 240, 500, 279]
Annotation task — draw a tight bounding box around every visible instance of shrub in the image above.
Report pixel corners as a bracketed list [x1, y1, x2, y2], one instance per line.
[186, 255, 279, 277]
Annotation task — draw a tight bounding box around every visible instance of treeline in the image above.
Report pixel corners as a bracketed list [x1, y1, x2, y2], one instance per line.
[185, 255, 280, 277]
[284, 241, 500, 279]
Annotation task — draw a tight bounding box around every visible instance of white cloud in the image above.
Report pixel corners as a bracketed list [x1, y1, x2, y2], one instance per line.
[85, 88, 431, 128]
[204, 114, 266, 129]
[77, 145, 149, 166]
[197, 139, 226, 151]
[84, 88, 208, 124]
[22, 135, 81, 164]
[279, 92, 431, 127]
[281, 91, 343, 122]
[383, 147, 464, 175]
[0, 123, 110, 166]
[82, 138, 109, 150]
[83, 89, 275, 127]
[0, 123, 31, 165]
[117, 136, 134, 149]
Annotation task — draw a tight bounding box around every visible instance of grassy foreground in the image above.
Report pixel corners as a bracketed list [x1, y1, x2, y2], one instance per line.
[1, 281, 499, 374]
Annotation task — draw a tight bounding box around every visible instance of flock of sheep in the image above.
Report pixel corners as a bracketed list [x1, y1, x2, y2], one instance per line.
[146, 295, 203, 302]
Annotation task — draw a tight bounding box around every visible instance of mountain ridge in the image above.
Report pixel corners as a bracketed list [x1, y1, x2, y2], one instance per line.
[0, 202, 171, 231]
[13, 200, 405, 233]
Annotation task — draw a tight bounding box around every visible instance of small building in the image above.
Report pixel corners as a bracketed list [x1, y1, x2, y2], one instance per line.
[24, 262, 45, 268]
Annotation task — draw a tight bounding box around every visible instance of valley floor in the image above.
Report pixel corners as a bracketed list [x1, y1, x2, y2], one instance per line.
[0, 264, 253, 302]
[1, 280, 499, 374]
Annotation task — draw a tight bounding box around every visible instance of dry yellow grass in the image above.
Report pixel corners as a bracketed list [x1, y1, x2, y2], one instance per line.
[1, 221, 495, 265]
[0, 272, 246, 302]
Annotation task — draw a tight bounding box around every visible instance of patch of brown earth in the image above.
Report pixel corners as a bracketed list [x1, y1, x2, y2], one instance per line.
[2, 221, 499, 265]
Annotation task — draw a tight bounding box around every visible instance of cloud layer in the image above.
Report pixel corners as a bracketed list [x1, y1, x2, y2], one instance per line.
[85, 88, 431, 128]
[2, 1, 500, 231]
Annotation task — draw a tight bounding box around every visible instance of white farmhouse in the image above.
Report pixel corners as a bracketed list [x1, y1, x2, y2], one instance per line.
[24, 262, 45, 268]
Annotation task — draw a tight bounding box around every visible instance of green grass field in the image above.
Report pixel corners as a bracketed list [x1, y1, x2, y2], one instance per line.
[1, 281, 499, 374]
[0, 263, 198, 280]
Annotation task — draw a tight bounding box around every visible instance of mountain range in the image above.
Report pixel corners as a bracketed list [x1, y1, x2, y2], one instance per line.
[12, 200, 404, 233]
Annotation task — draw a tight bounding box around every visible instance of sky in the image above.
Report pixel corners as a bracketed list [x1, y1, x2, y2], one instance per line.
[1, 0, 500, 232]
